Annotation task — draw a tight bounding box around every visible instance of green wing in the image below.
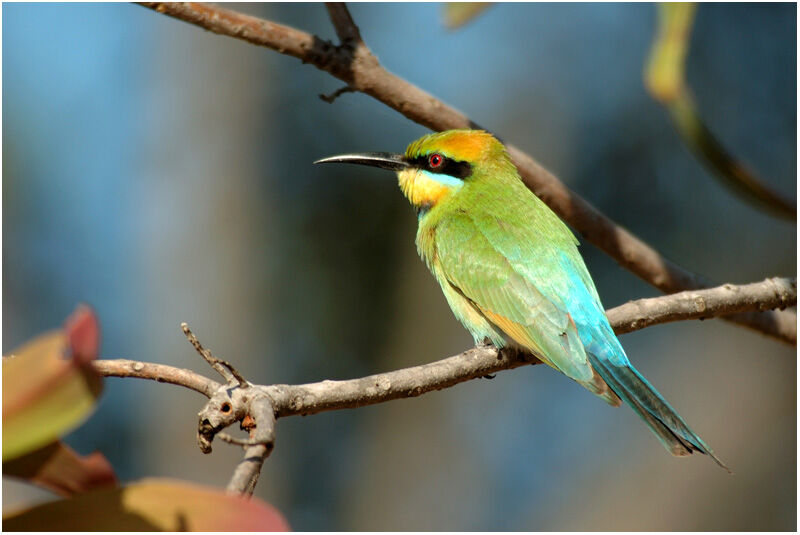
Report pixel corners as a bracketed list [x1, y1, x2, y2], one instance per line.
[433, 182, 603, 385]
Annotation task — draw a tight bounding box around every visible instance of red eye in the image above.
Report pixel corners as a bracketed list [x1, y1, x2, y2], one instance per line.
[428, 153, 443, 168]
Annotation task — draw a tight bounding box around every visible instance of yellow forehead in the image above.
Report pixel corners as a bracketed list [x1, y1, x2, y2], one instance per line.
[405, 130, 499, 163]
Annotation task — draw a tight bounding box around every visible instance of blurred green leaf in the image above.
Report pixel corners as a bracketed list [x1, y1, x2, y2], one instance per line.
[667, 94, 797, 219]
[644, 2, 796, 220]
[2, 306, 103, 461]
[644, 3, 695, 103]
[3, 478, 290, 531]
[443, 3, 492, 29]
[3, 441, 117, 497]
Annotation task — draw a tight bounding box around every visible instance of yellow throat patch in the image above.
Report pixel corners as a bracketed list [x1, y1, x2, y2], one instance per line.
[397, 168, 461, 210]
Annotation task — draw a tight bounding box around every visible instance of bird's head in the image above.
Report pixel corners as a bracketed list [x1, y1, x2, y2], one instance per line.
[315, 129, 510, 215]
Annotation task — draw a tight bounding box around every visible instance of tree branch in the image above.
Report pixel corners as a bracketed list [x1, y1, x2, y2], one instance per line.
[324, 2, 362, 44]
[135, 2, 795, 344]
[92, 277, 796, 415]
[89, 277, 794, 494]
[224, 395, 276, 496]
[226, 444, 270, 496]
[91, 359, 219, 397]
[608, 277, 796, 334]
[266, 277, 796, 417]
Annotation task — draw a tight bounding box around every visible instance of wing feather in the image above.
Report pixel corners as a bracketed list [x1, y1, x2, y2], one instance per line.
[435, 209, 597, 384]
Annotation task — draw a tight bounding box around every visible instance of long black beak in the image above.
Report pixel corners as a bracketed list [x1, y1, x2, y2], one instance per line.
[314, 152, 409, 171]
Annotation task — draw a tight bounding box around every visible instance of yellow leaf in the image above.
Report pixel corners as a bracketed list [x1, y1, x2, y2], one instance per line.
[443, 3, 492, 29]
[3, 330, 102, 461]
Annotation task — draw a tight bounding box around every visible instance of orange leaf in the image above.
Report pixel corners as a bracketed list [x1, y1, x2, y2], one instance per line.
[3, 478, 290, 531]
[3, 441, 117, 497]
[64, 304, 101, 365]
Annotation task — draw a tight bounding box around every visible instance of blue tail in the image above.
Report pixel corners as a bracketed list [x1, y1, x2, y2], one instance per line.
[587, 351, 730, 472]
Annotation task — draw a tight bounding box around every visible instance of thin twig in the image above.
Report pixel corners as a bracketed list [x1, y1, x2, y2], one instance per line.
[182, 323, 249, 387]
[91, 359, 219, 397]
[319, 85, 355, 104]
[136, 2, 795, 344]
[218, 433, 262, 447]
[325, 2, 362, 44]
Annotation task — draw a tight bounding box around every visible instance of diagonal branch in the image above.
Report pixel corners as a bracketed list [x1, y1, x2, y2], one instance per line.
[644, 3, 796, 220]
[135, 2, 794, 344]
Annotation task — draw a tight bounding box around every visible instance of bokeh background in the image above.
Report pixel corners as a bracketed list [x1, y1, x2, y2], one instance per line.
[3, 2, 796, 530]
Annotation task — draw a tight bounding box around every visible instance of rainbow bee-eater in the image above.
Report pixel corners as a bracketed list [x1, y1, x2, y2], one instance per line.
[316, 129, 726, 469]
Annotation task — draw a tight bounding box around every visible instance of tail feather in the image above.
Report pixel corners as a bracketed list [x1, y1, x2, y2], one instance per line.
[587, 352, 730, 472]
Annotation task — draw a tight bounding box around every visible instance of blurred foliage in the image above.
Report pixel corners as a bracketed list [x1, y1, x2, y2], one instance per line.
[3, 441, 117, 498]
[645, 2, 695, 102]
[3, 478, 289, 531]
[645, 2, 796, 220]
[443, 2, 492, 29]
[2, 307, 102, 461]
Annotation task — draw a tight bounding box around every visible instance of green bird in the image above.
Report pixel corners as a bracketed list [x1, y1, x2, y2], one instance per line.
[316, 129, 726, 469]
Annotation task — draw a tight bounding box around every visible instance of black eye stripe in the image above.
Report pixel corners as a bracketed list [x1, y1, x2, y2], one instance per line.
[408, 154, 472, 179]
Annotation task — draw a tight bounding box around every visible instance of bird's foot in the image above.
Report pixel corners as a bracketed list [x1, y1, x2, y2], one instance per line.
[477, 337, 496, 349]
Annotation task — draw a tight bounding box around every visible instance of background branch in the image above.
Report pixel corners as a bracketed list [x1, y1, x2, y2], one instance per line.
[136, 2, 795, 344]
[644, 3, 796, 220]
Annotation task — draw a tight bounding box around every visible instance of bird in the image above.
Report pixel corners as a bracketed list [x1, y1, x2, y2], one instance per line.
[316, 129, 727, 470]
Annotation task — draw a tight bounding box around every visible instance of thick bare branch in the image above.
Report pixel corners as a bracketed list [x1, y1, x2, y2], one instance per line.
[135, 2, 795, 344]
[90, 278, 793, 495]
[92, 277, 796, 413]
[267, 278, 796, 416]
[608, 277, 796, 335]
[138, 2, 319, 62]
[268, 345, 535, 418]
